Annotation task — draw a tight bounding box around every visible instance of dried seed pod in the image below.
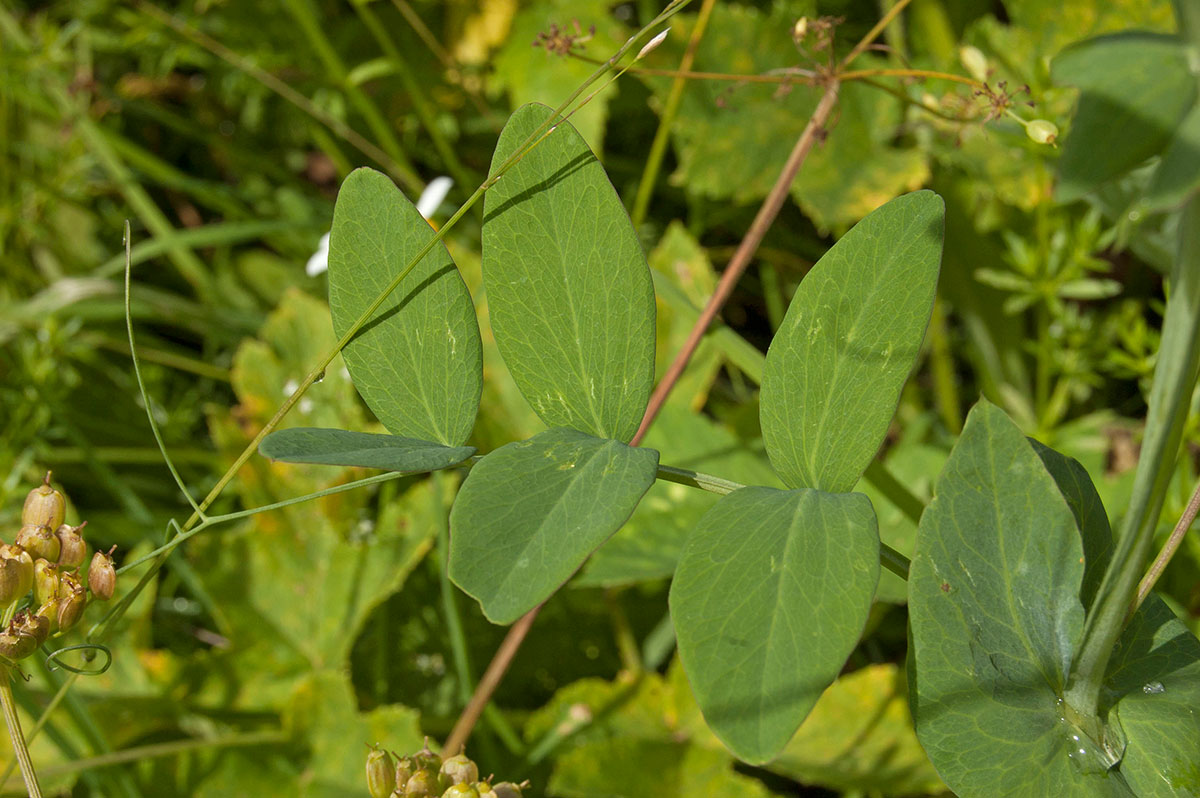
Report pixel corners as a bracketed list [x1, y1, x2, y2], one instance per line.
[56, 573, 87, 633]
[14, 609, 49, 648]
[0, 611, 44, 661]
[55, 522, 88, 569]
[22, 472, 65, 531]
[34, 559, 61, 606]
[88, 546, 117, 601]
[491, 783, 525, 798]
[0, 544, 34, 607]
[15, 523, 60, 563]
[440, 754, 479, 786]
[367, 746, 396, 798]
[35, 599, 60, 635]
[441, 784, 480, 798]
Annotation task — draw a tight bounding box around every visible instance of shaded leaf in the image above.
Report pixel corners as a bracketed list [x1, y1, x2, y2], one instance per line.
[329, 167, 482, 446]
[1053, 33, 1195, 201]
[450, 428, 658, 623]
[259, 427, 475, 473]
[483, 104, 655, 443]
[1146, 103, 1200, 212]
[671, 487, 879, 763]
[761, 191, 944, 492]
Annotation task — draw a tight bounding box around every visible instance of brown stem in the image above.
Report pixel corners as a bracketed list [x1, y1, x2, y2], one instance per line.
[442, 604, 541, 755]
[631, 81, 841, 445]
[1131, 474, 1200, 616]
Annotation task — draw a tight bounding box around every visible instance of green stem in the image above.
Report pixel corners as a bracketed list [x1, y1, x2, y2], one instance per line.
[1066, 195, 1200, 718]
[927, 297, 962, 434]
[31, 730, 286, 781]
[0, 668, 42, 798]
[629, 0, 716, 227]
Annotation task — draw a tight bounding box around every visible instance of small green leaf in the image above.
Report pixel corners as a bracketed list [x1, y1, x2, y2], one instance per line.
[909, 399, 1128, 796]
[449, 428, 658, 624]
[329, 167, 482, 446]
[259, 428, 475, 472]
[760, 191, 944, 492]
[671, 487, 879, 764]
[1053, 33, 1195, 201]
[482, 104, 655, 443]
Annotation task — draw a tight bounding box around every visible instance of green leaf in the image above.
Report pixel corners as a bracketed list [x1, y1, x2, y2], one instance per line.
[329, 167, 482, 446]
[670, 486, 879, 763]
[909, 399, 1128, 796]
[1146, 103, 1200, 212]
[482, 104, 656, 443]
[259, 427, 475, 472]
[1106, 598, 1200, 795]
[760, 191, 945, 492]
[1053, 33, 1195, 202]
[449, 428, 659, 623]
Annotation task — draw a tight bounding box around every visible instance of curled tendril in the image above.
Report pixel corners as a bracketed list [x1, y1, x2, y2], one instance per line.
[45, 644, 112, 675]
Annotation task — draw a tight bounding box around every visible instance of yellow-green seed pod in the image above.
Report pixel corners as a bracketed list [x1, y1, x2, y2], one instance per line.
[0, 544, 34, 607]
[56, 522, 88, 569]
[15, 610, 49, 648]
[491, 783, 525, 798]
[441, 784, 480, 798]
[34, 559, 60, 606]
[0, 629, 35, 661]
[367, 747, 396, 798]
[15, 523, 60, 563]
[56, 574, 87, 633]
[439, 754, 478, 786]
[412, 741, 442, 772]
[88, 547, 117, 601]
[1025, 119, 1059, 145]
[22, 472, 65, 531]
[394, 756, 416, 787]
[405, 769, 443, 797]
[35, 599, 60, 635]
[475, 783, 496, 798]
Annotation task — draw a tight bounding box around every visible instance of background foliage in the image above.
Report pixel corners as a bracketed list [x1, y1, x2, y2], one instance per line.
[0, 0, 1195, 795]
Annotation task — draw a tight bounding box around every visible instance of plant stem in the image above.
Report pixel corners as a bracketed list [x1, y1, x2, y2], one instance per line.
[1132, 473, 1200, 615]
[927, 298, 962, 433]
[0, 668, 43, 798]
[1066, 195, 1200, 719]
[629, 0, 717, 227]
[632, 81, 841, 444]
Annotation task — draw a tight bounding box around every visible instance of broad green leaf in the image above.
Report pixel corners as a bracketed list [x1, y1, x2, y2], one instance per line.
[670, 487, 879, 763]
[1002, 0, 1174, 55]
[769, 664, 945, 795]
[259, 427, 474, 473]
[1053, 33, 1195, 202]
[449, 428, 659, 623]
[909, 400, 1127, 796]
[1146, 104, 1200, 211]
[482, 104, 656, 443]
[1106, 598, 1200, 795]
[760, 191, 945, 493]
[329, 167, 482, 446]
[577, 405, 780, 588]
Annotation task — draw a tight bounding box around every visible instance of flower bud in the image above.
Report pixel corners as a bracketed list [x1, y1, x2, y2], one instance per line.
[88, 546, 117, 601]
[56, 573, 87, 633]
[22, 472, 65, 531]
[1025, 119, 1058, 145]
[959, 45, 989, 82]
[405, 769, 444, 797]
[16, 524, 60, 563]
[56, 522, 88, 569]
[34, 559, 60, 606]
[440, 754, 479, 786]
[0, 544, 34, 607]
[367, 747, 396, 798]
[442, 784, 480, 798]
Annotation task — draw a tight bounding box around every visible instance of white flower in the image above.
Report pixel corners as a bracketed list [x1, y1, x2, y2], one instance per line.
[305, 176, 455, 276]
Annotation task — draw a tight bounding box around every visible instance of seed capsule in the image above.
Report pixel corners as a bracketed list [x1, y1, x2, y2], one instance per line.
[0, 544, 34, 607]
[412, 741, 442, 772]
[88, 547, 117, 601]
[35, 599, 60, 635]
[405, 769, 444, 797]
[441, 784, 480, 798]
[22, 472, 65, 531]
[959, 45, 989, 82]
[394, 756, 416, 787]
[15, 523, 60, 563]
[491, 783, 525, 798]
[34, 559, 60, 606]
[14, 610, 49, 648]
[440, 754, 479, 786]
[56, 522, 88, 569]
[56, 574, 87, 633]
[1025, 119, 1059, 145]
[0, 611, 45, 661]
[367, 747, 396, 798]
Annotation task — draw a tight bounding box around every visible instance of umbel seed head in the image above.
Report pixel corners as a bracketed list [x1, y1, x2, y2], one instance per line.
[16, 524, 60, 563]
[88, 546, 117, 601]
[0, 544, 34, 607]
[22, 472, 65, 531]
[367, 746, 396, 798]
[56, 522, 88, 569]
